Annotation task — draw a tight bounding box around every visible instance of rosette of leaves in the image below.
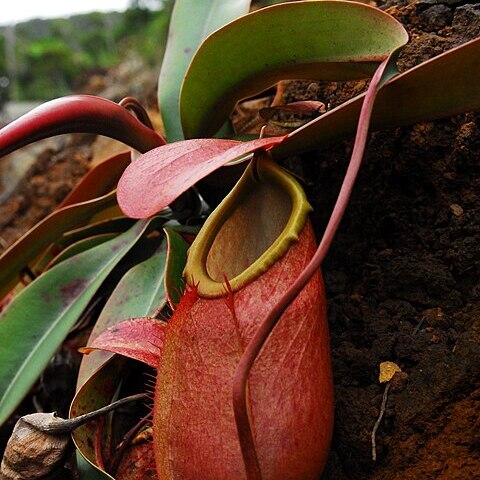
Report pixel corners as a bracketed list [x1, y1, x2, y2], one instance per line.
[0, 1, 478, 479]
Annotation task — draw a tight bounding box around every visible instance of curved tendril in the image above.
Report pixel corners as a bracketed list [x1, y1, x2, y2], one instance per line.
[232, 58, 390, 480]
[119, 96, 155, 130]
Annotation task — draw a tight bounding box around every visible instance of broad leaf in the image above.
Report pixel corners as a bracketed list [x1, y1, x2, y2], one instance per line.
[46, 233, 118, 270]
[117, 137, 284, 218]
[164, 227, 190, 306]
[80, 317, 166, 368]
[0, 95, 164, 158]
[159, 0, 251, 142]
[60, 217, 136, 248]
[0, 191, 117, 299]
[0, 219, 152, 426]
[273, 37, 480, 158]
[77, 453, 113, 480]
[180, 0, 408, 138]
[71, 356, 127, 480]
[77, 241, 168, 388]
[34, 217, 135, 274]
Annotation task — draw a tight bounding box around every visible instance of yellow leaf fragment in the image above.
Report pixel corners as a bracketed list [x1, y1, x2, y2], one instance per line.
[379, 361, 402, 383]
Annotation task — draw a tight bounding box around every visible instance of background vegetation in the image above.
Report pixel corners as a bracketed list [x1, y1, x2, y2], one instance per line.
[0, 1, 173, 101]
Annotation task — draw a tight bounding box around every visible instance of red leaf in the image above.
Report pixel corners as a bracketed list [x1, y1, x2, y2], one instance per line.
[117, 137, 285, 218]
[80, 318, 166, 368]
[0, 95, 165, 158]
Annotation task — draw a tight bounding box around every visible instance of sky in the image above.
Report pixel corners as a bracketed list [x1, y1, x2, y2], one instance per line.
[1, 0, 131, 25]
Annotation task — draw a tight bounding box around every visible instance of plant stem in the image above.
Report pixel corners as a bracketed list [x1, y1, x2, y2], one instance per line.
[109, 411, 152, 475]
[119, 96, 155, 130]
[37, 393, 147, 434]
[232, 57, 390, 480]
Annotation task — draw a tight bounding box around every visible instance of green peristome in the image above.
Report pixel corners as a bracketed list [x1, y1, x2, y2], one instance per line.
[158, 0, 251, 142]
[184, 152, 312, 298]
[180, 0, 408, 139]
[273, 37, 480, 158]
[0, 219, 151, 427]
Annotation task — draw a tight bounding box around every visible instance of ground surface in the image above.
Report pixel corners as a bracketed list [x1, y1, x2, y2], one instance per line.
[0, 1, 478, 479]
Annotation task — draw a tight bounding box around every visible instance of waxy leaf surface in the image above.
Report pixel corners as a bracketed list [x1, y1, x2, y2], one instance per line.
[158, 0, 251, 141]
[117, 137, 284, 218]
[180, 0, 408, 138]
[0, 220, 151, 426]
[71, 356, 128, 480]
[0, 95, 164, 158]
[0, 191, 117, 299]
[80, 317, 166, 368]
[34, 217, 135, 274]
[59, 217, 135, 249]
[46, 233, 118, 270]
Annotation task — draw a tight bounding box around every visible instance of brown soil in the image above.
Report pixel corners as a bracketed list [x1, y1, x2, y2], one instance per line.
[295, 2, 480, 478]
[0, 135, 93, 248]
[0, 1, 478, 479]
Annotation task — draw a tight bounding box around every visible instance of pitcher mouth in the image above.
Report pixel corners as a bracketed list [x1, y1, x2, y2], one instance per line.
[184, 151, 312, 298]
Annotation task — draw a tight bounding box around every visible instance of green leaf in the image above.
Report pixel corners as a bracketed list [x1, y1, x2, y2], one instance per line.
[180, 0, 408, 139]
[273, 37, 480, 158]
[34, 217, 135, 274]
[77, 453, 113, 480]
[71, 356, 127, 480]
[0, 219, 152, 426]
[0, 191, 117, 299]
[59, 217, 136, 248]
[77, 240, 168, 389]
[46, 233, 118, 269]
[158, 0, 251, 142]
[164, 227, 190, 306]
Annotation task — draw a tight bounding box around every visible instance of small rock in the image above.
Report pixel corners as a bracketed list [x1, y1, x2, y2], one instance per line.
[423, 307, 445, 323]
[452, 4, 480, 37]
[429, 334, 441, 344]
[419, 5, 453, 31]
[450, 203, 464, 216]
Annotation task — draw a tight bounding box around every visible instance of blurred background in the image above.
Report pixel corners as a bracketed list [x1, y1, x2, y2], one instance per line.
[0, 0, 283, 123]
[0, 0, 174, 122]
